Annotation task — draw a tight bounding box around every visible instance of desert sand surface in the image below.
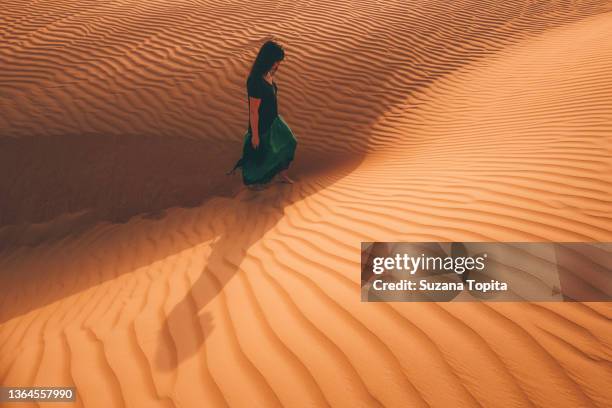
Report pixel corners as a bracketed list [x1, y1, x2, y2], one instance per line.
[1, 0, 612, 407]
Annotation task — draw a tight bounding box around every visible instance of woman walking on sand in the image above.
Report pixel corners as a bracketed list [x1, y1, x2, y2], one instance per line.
[227, 40, 297, 190]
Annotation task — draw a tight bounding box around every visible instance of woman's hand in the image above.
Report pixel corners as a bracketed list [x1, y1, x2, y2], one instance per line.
[252, 134, 260, 149]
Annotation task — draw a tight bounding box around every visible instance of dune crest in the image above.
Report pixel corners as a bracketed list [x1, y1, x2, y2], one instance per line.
[1, 1, 612, 407]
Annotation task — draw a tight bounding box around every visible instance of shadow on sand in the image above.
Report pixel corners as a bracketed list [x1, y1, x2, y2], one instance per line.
[152, 149, 360, 371]
[154, 181, 292, 371]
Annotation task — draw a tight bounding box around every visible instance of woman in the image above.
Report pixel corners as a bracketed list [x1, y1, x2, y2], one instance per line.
[227, 40, 297, 189]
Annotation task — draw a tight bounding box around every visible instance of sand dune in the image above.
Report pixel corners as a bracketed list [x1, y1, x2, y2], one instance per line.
[1, 0, 612, 407]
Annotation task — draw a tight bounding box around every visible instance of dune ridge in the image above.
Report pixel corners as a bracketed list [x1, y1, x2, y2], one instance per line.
[1, 1, 612, 407]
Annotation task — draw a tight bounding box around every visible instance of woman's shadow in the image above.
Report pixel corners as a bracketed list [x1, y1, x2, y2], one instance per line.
[154, 180, 296, 371]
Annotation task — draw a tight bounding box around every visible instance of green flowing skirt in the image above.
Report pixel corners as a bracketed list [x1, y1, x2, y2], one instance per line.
[229, 115, 297, 185]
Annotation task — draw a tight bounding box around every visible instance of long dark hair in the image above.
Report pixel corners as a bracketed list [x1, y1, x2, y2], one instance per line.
[248, 40, 285, 79]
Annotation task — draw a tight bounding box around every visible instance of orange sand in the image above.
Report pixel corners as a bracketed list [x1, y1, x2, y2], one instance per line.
[1, 1, 612, 407]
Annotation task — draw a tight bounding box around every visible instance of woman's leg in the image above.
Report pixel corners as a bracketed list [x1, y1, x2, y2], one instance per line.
[248, 183, 267, 191]
[278, 169, 294, 184]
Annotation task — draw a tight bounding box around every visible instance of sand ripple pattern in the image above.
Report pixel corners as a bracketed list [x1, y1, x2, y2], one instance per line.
[1, 1, 612, 407]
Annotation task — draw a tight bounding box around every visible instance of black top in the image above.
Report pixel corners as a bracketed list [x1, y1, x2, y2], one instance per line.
[247, 74, 278, 136]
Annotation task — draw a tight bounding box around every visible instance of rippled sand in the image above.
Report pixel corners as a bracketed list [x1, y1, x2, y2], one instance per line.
[1, 1, 611, 407]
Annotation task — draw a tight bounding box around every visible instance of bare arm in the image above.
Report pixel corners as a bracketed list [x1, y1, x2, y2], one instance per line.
[249, 97, 261, 148]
